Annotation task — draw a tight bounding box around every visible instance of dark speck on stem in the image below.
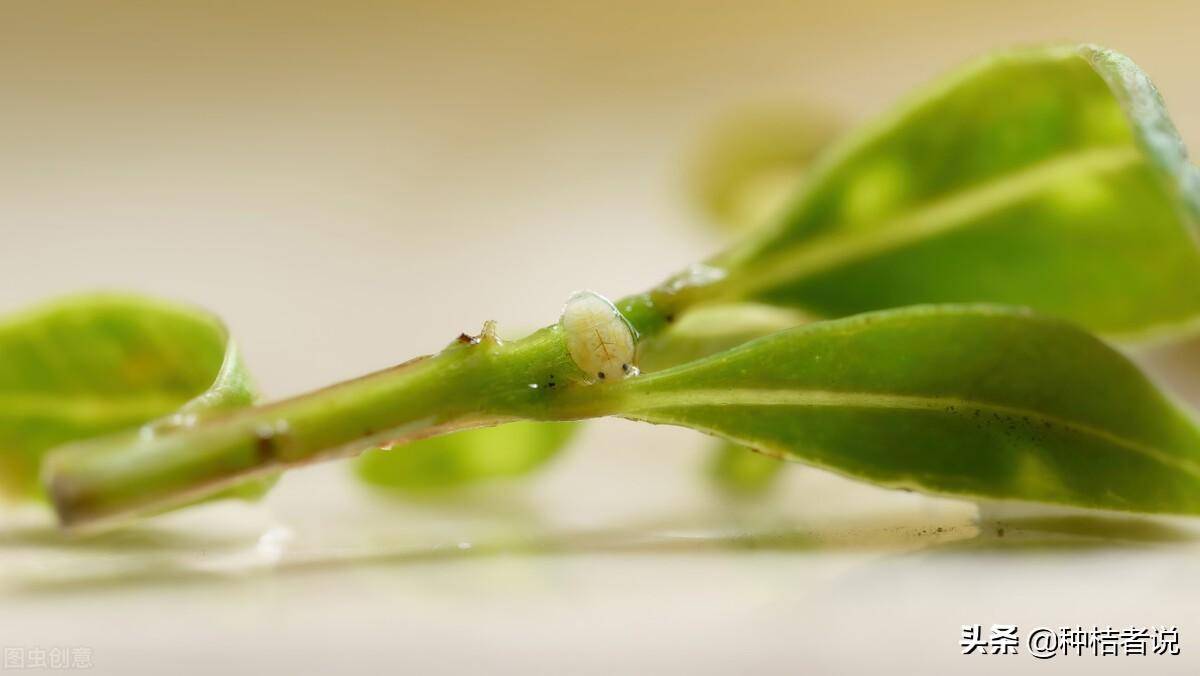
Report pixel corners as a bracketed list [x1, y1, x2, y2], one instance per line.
[255, 424, 289, 462]
[255, 431, 277, 460]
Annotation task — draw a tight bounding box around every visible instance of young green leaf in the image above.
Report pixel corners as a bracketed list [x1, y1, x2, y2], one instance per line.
[593, 305, 1200, 515]
[355, 421, 577, 493]
[0, 294, 244, 499]
[643, 44, 1200, 342]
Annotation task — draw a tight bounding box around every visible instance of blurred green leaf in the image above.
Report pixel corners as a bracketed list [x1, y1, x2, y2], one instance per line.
[688, 103, 839, 231]
[355, 420, 578, 493]
[0, 293, 257, 500]
[673, 45, 1200, 342]
[607, 305, 1200, 515]
[707, 439, 787, 496]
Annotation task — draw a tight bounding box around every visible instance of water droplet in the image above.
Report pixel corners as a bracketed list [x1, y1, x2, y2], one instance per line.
[664, 263, 727, 293]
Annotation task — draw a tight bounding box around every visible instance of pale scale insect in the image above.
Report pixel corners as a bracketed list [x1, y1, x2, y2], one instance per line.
[559, 291, 639, 383]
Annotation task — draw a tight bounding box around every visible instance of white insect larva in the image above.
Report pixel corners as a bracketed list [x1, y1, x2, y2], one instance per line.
[560, 290, 638, 383]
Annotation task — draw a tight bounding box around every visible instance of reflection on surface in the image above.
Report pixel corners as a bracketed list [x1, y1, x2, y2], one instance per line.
[3, 462, 1197, 597]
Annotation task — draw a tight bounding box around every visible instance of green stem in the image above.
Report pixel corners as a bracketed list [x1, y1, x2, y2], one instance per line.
[44, 324, 590, 530]
[44, 276, 721, 531]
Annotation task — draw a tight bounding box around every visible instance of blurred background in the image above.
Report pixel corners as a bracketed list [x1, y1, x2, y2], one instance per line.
[2, 2, 1200, 674]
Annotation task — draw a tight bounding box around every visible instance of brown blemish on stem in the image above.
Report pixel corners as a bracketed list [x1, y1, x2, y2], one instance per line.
[254, 427, 279, 461]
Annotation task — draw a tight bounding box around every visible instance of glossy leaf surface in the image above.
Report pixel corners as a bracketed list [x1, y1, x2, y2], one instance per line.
[599, 306, 1200, 514]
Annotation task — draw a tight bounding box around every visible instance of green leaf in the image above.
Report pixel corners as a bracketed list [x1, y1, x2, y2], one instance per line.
[688, 103, 840, 231]
[680, 45, 1200, 495]
[635, 305, 809, 495]
[707, 439, 786, 496]
[661, 44, 1200, 341]
[0, 294, 253, 500]
[599, 305, 1200, 515]
[354, 421, 577, 493]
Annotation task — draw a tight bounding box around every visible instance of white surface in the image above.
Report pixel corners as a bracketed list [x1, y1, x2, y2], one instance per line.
[2, 2, 1200, 674]
[4, 435, 1199, 674]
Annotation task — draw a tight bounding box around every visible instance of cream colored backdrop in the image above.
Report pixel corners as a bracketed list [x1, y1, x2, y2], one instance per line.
[1, 3, 1198, 674]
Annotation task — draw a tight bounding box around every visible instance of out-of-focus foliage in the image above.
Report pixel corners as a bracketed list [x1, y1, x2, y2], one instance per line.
[355, 421, 577, 493]
[688, 103, 840, 231]
[0, 294, 253, 500]
[679, 45, 1200, 341]
[707, 439, 787, 496]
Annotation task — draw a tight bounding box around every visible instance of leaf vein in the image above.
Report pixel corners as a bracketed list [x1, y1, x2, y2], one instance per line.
[717, 145, 1143, 300]
[622, 388, 1200, 477]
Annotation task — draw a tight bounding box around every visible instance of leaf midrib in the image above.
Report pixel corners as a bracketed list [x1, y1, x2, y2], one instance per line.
[619, 387, 1200, 478]
[714, 145, 1144, 301]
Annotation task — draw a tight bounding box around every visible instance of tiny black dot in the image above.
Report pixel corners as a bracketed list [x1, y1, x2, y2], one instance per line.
[621, 363, 629, 373]
[597, 371, 606, 380]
